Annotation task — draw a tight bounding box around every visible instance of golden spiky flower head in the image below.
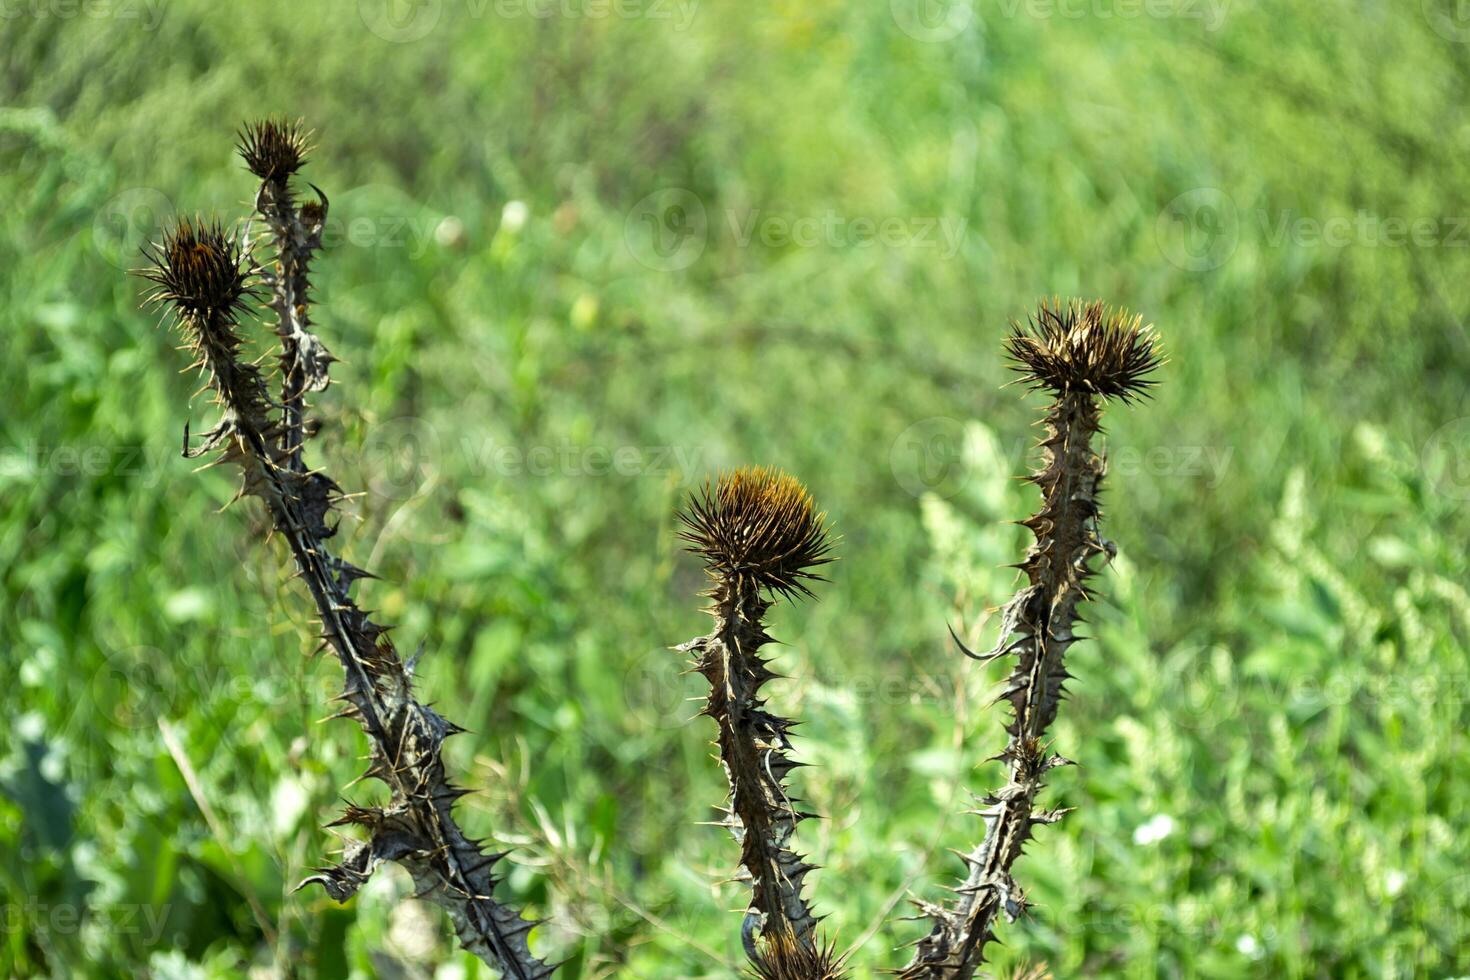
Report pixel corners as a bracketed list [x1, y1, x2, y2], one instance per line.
[139, 217, 250, 321]
[680, 466, 833, 600]
[236, 117, 312, 181]
[1005, 299, 1162, 402]
[749, 930, 850, 980]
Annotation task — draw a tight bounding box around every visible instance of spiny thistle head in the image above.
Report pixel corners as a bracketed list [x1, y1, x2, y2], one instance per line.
[1005, 298, 1162, 402]
[750, 930, 849, 980]
[237, 117, 312, 181]
[1002, 965, 1055, 980]
[680, 466, 833, 600]
[139, 217, 250, 321]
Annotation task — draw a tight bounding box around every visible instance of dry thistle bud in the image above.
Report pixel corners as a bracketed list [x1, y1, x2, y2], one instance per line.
[679, 466, 833, 600]
[238, 117, 333, 470]
[236, 117, 312, 181]
[138, 217, 271, 444]
[139, 217, 250, 321]
[750, 929, 850, 980]
[676, 467, 842, 979]
[901, 300, 1161, 979]
[1004, 298, 1162, 402]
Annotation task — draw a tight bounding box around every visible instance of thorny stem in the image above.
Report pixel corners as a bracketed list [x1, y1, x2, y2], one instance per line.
[146, 124, 554, 980]
[677, 467, 844, 980]
[253, 171, 330, 474]
[236, 117, 332, 474]
[698, 579, 817, 947]
[188, 297, 549, 979]
[901, 301, 1159, 979]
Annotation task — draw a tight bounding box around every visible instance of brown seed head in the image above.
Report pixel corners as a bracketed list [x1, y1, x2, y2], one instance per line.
[680, 466, 833, 600]
[1001, 964, 1056, 980]
[749, 929, 849, 980]
[139, 217, 250, 321]
[1005, 299, 1162, 402]
[237, 118, 312, 181]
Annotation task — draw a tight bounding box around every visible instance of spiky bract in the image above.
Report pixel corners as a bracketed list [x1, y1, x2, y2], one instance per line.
[139, 217, 270, 437]
[680, 466, 833, 599]
[1005, 299, 1162, 402]
[140, 218, 250, 320]
[237, 117, 312, 181]
[750, 930, 849, 980]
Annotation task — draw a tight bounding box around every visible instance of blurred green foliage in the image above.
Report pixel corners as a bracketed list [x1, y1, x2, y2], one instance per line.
[3, 1, 1469, 976]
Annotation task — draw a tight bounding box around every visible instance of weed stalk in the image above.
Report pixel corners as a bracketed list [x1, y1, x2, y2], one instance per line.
[139, 123, 552, 980]
[900, 300, 1162, 979]
[677, 467, 847, 980]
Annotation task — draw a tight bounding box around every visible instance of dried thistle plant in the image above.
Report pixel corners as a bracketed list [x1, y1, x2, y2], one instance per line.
[900, 300, 1162, 979]
[676, 467, 848, 980]
[236, 117, 333, 474]
[139, 124, 553, 979]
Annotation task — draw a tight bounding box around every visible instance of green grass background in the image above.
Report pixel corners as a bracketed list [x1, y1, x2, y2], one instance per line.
[4, 1, 1470, 976]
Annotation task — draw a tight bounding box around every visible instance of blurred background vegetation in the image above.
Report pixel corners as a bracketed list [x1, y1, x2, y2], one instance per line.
[3, 1, 1470, 976]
